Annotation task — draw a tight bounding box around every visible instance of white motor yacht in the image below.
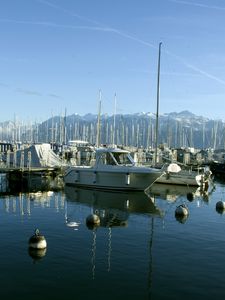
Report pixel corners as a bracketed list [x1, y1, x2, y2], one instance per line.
[64, 146, 163, 191]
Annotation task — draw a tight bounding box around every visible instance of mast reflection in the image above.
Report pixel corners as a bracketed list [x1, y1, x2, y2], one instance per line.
[64, 185, 163, 227]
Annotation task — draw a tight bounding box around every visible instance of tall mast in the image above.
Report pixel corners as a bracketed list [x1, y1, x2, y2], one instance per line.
[112, 92, 117, 146]
[96, 89, 102, 147]
[64, 108, 67, 145]
[154, 42, 162, 165]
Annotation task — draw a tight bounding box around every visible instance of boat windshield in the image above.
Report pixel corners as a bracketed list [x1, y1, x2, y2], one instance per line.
[111, 152, 134, 166]
[97, 151, 134, 166]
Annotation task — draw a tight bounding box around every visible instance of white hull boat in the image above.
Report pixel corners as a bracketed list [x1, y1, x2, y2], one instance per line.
[64, 147, 163, 191]
[156, 163, 212, 187]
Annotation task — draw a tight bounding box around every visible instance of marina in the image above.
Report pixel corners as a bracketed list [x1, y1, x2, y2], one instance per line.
[0, 174, 224, 299]
[1, 1, 225, 298]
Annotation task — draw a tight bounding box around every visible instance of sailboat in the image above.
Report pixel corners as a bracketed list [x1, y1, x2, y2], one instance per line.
[153, 43, 212, 188]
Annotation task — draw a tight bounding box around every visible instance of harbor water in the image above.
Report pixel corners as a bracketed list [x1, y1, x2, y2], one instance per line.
[0, 175, 225, 299]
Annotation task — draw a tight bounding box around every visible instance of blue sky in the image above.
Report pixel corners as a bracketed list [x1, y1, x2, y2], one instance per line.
[1, 0, 225, 121]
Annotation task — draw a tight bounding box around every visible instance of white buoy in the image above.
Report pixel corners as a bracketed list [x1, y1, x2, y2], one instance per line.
[28, 229, 47, 249]
[175, 204, 189, 217]
[216, 201, 225, 210]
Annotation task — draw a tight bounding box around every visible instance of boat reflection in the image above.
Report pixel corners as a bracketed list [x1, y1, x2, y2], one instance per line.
[148, 183, 200, 202]
[0, 174, 64, 196]
[64, 186, 163, 228]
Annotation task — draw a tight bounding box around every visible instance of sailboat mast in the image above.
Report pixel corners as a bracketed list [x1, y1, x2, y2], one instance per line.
[154, 42, 162, 165]
[112, 92, 117, 146]
[96, 89, 102, 147]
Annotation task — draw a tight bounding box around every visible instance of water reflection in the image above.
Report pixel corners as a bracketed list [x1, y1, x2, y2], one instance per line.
[1, 191, 65, 215]
[28, 247, 47, 263]
[0, 175, 222, 299]
[65, 186, 163, 228]
[148, 183, 199, 201]
[0, 173, 64, 196]
[147, 183, 216, 225]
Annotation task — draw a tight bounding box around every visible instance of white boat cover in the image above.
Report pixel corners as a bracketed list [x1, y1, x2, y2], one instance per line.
[167, 163, 182, 173]
[11, 143, 62, 168]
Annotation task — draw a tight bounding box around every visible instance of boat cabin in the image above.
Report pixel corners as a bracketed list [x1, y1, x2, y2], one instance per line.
[95, 148, 135, 166]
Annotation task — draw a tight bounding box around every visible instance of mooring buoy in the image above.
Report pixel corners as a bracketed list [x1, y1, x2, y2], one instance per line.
[86, 214, 100, 225]
[175, 204, 189, 224]
[86, 214, 100, 229]
[216, 201, 225, 214]
[28, 228, 47, 249]
[187, 192, 194, 202]
[28, 248, 47, 261]
[175, 214, 189, 224]
[175, 204, 189, 216]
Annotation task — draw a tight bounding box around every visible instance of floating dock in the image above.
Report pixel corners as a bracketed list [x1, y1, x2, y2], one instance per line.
[0, 166, 64, 181]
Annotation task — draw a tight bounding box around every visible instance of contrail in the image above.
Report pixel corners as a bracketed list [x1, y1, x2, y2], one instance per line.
[168, 0, 225, 11]
[0, 17, 157, 49]
[164, 49, 225, 86]
[0, 18, 116, 33]
[36, 0, 104, 26]
[35, 0, 157, 49]
[7, 0, 225, 87]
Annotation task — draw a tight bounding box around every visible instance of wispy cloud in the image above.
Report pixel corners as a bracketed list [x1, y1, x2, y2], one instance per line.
[129, 68, 201, 77]
[48, 93, 63, 99]
[0, 80, 63, 99]
[168, 0, 225, 11]
[15, 88, 63, 99]
[0, 56, 29, 63]
[15, 88, 42, 96]
[0, 82, 9, 87]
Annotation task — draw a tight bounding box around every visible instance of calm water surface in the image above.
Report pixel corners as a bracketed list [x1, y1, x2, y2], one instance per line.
[0, 176, 225, 300]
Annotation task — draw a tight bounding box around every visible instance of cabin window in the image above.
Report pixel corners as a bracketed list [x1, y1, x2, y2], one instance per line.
[98, 153, 107, 165]
[98, 153, 116, 165]
[98, 152, 134, 166]
[106, 153, 116, 165]
[112, 153, 134, 165]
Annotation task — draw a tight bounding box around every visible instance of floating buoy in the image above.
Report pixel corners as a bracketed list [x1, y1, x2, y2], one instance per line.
[175, 204, 189, 223]
[86, 214, 100, 229]
[86, 214, 100, 225]
[28, 229, 47, 249]
[175, 214, 189, 224]
[187, 192, 194, 202]
[216, 201, 225, 213]
[175, 204, 189, 216]
[28, 248, 47, 261]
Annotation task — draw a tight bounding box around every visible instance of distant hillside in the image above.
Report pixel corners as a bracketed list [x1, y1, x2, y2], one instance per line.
[0, 111, 224, 149]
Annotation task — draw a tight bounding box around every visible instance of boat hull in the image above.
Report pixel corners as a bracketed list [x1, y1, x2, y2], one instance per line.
[155, 171, 208, 186]
[64, 166, 162, 191]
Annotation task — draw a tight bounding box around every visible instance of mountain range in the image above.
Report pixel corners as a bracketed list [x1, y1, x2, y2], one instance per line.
[0, 111, 224, 149]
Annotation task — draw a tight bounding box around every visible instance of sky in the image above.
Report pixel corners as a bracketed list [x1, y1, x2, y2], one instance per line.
[1, 0, 225, 122]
